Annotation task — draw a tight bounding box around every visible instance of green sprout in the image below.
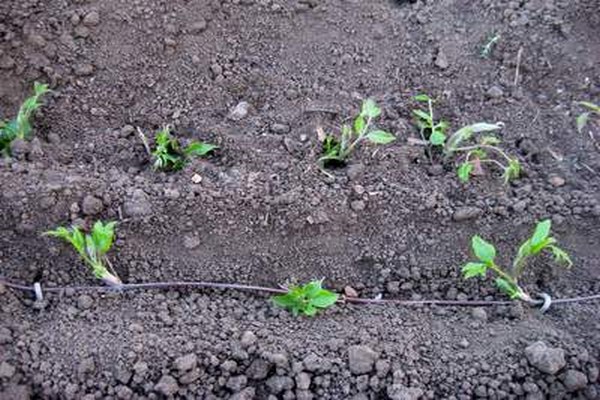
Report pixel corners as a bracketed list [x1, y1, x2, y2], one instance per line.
[273, 280, 339, 317]
[0, 82, 49, 156]
[461, 220, 572, 302]
[481, 33, 500, 59]
[150, 126, 218, 171]
[318, 99, 395, 167]
[412, 94, 449, 147]
[44, 221, 122, 286]
[445, 122, 521, 184]
[576, 101, 599, 133]
[412, 94, 520, 184]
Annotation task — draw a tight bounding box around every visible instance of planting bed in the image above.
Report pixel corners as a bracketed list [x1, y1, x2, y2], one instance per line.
[1, 0, 600, 398]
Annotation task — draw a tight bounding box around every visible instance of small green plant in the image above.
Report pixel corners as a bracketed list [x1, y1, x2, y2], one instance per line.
[412, 94, 449, 146]
[461, 220, 572, 302]
[576, 101, 599, 133]
[481, 33, 500, 59]
[151, 126, 217, 171]
[44, 221, 122, 286]
[273, 280, 339, 317]
[445, 123, 521, 183]
[0, 82, 49, 156]
[412, 94, 520, 183]
[318, 99, 395, 167]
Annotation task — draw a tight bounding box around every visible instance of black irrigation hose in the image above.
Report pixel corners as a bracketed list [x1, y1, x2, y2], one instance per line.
[2, 277, 600, 309]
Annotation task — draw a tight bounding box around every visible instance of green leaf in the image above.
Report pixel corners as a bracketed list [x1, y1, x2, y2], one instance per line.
[429, 129, 446, 146]
[503, 158, 520, 183]
[412, 109, 431, 123]
[304, 304, 317, 317]
[413, 94, 431, 102]
[576, 112, 590, 133]
[353, 115, 365, 134]
[548, 245, 572, 268]
[311, 290, 339, 308]
[366, 130, 396, 144]
[361, 99, 381, 118]
[457, 162, 473, 183]
[91, 221, 116, 255]
[272, 293, 298, 308]
[272, 281, 338, 317]
[530, 220, 551, 249]
[461, 262, 487, 279]
[495, 277, 520, 299]
[579, 101, 600, 113]
[184, 141, 218, 157]
[471, 235, 496, 264]
[304, 281, 323, 298]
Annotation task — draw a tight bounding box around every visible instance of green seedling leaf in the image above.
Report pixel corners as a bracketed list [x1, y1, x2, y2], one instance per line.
[184, 141, 218, 157]
[151, 127, 215, 171]
[412, 109, 432, 123]
[361, 99, 381, 118]
[413, 94, 431, 102]
[429, 129, 446, 146]
[319, 100, 390, 168]
[91, 220, 116, 255]
[311, 290, 339, 308]
[576, 113, 590, 133]
[366, 130, 396, 144]
[1, 82, 49, 155]
[273, 280, 339, 317]
[457, 162, 473, 183]
[44, 221, 120, 284]
[548, 245, 573, 267]
[495, 277, 520, 299]
[471, 235, 496, 264]
[353, 115, 366, 135]
[503, 158, 520, 183]
[462, 262, 487, 278]
[445, 123, 502, 154]
[530, 220, 551, 249]
[579, 101, 600, 113]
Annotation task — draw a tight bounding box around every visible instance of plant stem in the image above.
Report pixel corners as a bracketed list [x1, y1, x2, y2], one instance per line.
[478, 158, 507, 170]
[345, 116, 371, 157]
[453, 144, 512, 164]
[488, 262, 531, 302]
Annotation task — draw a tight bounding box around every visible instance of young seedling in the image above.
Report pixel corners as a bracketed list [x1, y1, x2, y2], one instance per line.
[149, 126, 218, 171]
[412, 94, 520, 183]
[444, 122, 521, 184]
[481, 33, 500, 59]
[44, 221, 122, 286]
[461, 220, 572, 302]
[0, 82, 49, 156]
[318, 99, 395, 167]
[576, 101, 599, 133]
[272, 280, 339, 317]
[412, 94, 449, 147]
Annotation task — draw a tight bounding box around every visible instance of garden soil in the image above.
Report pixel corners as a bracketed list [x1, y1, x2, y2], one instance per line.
[1, 0, 599, 398]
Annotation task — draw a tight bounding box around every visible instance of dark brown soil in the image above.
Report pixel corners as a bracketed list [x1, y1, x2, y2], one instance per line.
[1, 0, 599, 398]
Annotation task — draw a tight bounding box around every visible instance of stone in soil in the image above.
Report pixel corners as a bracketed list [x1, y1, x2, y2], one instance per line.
[82, 195, 103, 215]
[154, 375, 179, 396]
[228, 102, 250, 121]
[561, 369, 588, 392]
[524, 341, 566, 375]
[348, 345, 378, 375]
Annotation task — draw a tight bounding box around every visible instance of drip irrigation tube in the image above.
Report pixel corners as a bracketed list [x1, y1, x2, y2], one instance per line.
[2, 277, 600, 310]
